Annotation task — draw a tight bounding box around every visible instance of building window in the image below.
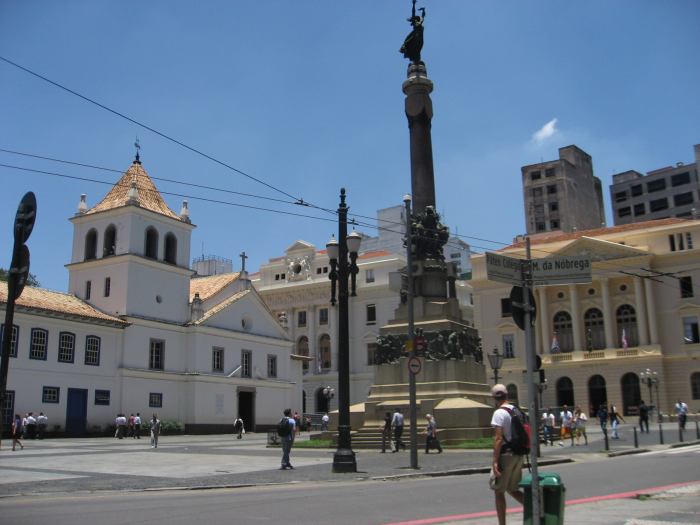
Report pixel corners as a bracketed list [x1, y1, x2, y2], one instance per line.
[671, 172, 691, 187]
[550, 220, 560, 229]
[149, 393, 162, 408]
[145, 227, 159, 259]
[631, 184, 643, 197]
[241, 350, 251, 377]
[297, 336, 309, 372]
[2, 391, 15, 426]
[553, 311, 573, 352]
[104, 224, 117, 256]
[366, 269, 375, 283]
[531, 171, 541, 180]
[532, 187, 543, 197]
[164, 233, 177, 265]
[85, 280, 92, 300]
[691, 372, 700, 400]
[104, 277, 111, 297]
[298, 311, 307, 327]
[683, 317, 700, 344]
[1, 324, 19, 358]
[319, 334, 331, 369]
[546, 185, 557, 195]
[149, 340, 164, 370]
[30, 329, 48, 360]
[545, 168, 555, 178]
[319, 308, 329, 325]
[615, 191, 627, 202]
[536, 222, 546, 231]
[649, 198, 669, 212]
[634, 203, 646, 216]
[618, 207, 631, 218]
[674, 192, 694, 207]
[367, 342, 378, 365]
[95, 390, 111, 406]
[647, 179, 667, 193]
[535, 204, 544, 213]
[212, 347, 224, 372]
[42, 386, 60, 403]
[58, 332, 75, 363]
[84, 229, 97, 261]
[366, 304, 377, 325]
[503, 335, 515, 359]
[501, 298, 512, 318]
[616, 304, 638, 347]
[549, 202, 558, 212]
[584, 308, 605, 350]
[85, 336, 100, 365]
[268, 355, 277, 378]
[680, 276, 693, 298]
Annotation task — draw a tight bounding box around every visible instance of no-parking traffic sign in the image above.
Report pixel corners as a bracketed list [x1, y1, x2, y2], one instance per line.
[408, 357, 422, 375]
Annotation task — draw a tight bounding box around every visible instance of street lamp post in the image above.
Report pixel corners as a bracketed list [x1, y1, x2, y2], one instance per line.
[640, 368, 661, 423]
[537, 379, 548, 410]
[323, 386, 335, 413]
[327, 188, 361, 473]
[487, 346, 504, 385]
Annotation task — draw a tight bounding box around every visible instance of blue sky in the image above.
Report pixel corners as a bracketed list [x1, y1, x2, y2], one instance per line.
[1, 1, 699, 293]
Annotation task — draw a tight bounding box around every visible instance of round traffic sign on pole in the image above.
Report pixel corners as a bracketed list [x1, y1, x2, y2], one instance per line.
[408, 357, 422, 375]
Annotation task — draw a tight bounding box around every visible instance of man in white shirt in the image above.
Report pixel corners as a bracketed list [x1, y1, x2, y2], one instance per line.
[541, 408, 555, 446]
[559, 406, 574, 447]
[37, 412, 48, 440]
[392, 408, 406, 452]
[321, 413, 329, 431]
[675, 399, 689, 431]
[489, 384, 525, 525]
[133, 413, 142, 439]
[26, 413, 37, 440]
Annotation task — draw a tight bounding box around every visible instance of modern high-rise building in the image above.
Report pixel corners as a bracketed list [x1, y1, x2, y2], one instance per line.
[522, 145, 606, 236]
[610, 144, 700, 226]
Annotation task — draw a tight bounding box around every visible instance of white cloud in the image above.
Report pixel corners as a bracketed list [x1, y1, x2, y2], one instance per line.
[532, 118, 559, 144]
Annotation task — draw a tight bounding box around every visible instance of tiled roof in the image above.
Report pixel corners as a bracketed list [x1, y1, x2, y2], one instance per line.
[504, 218, 689, 250]
[86, 162, 180, 219]
[358, 250, 393, 260]
[0, 282, 128, 325]
[189, 272, 241, 302]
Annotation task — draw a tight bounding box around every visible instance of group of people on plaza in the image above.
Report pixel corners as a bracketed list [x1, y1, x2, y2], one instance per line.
[114, 413, 142, 439]
[378, 408, 442, 454]
[11, 412, 49, 450]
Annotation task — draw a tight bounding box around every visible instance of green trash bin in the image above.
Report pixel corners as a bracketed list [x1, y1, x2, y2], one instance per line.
[519, 472, 566, 525]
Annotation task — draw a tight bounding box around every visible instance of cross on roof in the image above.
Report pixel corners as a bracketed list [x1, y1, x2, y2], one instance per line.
[240, 252, 248, 272]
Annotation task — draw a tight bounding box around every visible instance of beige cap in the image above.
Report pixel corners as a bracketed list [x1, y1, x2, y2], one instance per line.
[491, 384, 508, 396]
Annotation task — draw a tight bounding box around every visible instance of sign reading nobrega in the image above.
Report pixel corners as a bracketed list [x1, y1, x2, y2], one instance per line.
[531, 255, 592, 286]
[486, 252, 523, 286]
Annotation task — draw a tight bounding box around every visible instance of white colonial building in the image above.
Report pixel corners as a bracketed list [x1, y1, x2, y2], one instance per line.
[1, 157, 301, 435]
[471, 218, 700, 417]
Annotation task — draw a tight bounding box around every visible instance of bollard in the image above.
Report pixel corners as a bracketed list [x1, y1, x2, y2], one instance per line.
[633, 426, 638, 448]
[603, 427, 609, 451]
[659, 423, 664, 445]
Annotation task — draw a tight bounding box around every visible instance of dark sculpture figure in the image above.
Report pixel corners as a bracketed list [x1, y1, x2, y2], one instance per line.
[406, 206, 449, 261]
[375, 328, 482, 364]
[400, 0, 426, 62]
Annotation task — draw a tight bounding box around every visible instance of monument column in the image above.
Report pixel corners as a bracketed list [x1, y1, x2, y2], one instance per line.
[601, 278, 615, 349]
[645, 279, 659, 344]
[569, 285, 583, 351]
[634, 276, 649, 345]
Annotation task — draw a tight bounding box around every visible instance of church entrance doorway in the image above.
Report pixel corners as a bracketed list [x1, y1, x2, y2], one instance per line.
[238, 390, 255, 432]
[588, 374, 607, 414]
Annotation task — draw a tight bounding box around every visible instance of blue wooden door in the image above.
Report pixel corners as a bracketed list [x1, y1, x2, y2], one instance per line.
[65, 388, 88, 437]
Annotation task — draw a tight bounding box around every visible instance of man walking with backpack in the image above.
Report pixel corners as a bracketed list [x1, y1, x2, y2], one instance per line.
[489, 384, 525, 525]
[279, 408, 296, 470]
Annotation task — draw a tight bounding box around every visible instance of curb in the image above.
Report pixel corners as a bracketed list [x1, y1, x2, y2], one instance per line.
[607, 448, 650, 457]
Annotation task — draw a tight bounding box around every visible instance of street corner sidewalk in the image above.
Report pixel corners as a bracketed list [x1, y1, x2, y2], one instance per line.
[438, 481, 700, 525]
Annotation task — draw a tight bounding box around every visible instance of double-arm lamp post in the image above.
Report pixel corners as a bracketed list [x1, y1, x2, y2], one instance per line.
[487, 346, 504, 385]
[327, 188, 361, 473]
[640, 368, 661, 423]
[323, 386, 335, 412]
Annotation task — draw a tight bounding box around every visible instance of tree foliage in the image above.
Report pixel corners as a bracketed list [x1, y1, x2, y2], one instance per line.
[0, 268, 41, 287]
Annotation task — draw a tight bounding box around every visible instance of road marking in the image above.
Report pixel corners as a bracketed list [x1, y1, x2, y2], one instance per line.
[641, 444, 700, 456]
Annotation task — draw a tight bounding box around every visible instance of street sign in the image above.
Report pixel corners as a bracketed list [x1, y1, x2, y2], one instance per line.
[485, 252, 522, 286]
[531, 255, 592, 286]
[14, 192, 37, 244]
[10, 245, 30, 300]
[510, 286, 536, 331]
[405, 340, 414, 353]
[408, 357, 422, 375]
[415, 335, 426, 357]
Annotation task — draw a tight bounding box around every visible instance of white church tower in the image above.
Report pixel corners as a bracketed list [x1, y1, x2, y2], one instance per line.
[66, 153, 195, 323]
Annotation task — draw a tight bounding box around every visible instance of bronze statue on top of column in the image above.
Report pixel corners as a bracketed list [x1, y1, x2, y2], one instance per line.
[400, 0, 426, 63]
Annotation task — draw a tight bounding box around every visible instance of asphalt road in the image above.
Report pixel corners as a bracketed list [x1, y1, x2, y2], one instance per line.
[1, 442, 698, 525]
